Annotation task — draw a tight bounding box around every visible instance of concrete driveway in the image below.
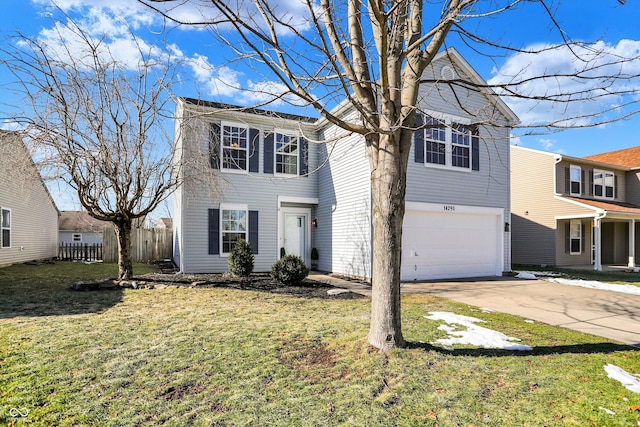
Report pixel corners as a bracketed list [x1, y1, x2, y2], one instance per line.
[402, 278, 640, 347]
[311, 274, 640, 347]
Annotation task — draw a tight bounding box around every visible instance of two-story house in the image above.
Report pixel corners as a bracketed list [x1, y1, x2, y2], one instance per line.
[0, 130, 59, 266]
[172, 48, 519, 281]
[511, 145, 640, 270]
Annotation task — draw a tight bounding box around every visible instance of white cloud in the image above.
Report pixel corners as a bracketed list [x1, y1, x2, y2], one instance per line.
[489, 40, 640, 129]
[539, 138, 555, 150]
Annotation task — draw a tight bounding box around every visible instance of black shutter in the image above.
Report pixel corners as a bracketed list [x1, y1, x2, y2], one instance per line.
[581, 169, 585, 196]
[581, 222, 586, 252]
[208, 208, 220, 255]
[249, 128, 260, 173]
[210, 123, 221, 169]
[564, 222, 570, 253]
[614, 174, 618, 199]
[249, 210, 259, 254]
[414, 113, 424, 163]
[264, 132, 274, 174]
[299, 137, 308, 176]
[588, 170, 594, 196]
[471, 125, 480, 171]
[564, 167, 570, 193]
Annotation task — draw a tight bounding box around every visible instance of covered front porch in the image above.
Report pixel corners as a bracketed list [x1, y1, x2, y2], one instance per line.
[558, 198, 640, 271]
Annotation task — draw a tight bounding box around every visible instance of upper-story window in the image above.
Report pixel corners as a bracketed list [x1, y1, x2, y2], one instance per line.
[221, 123, 248, 171]
[569, 165, 581, 195]
[419, 114, 477, 171]
[275, 132, 299, 175]
[593, 169, 615, 199]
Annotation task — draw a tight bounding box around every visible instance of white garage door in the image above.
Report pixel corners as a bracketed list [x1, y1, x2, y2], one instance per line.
[401, 207, 503, 281]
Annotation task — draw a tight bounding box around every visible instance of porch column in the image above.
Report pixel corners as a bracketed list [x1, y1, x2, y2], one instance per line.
[629, 219, 636, 269]
[594, 217, 602, 271]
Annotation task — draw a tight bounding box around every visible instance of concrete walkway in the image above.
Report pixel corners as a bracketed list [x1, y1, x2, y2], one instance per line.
[309, 273, 640, 347]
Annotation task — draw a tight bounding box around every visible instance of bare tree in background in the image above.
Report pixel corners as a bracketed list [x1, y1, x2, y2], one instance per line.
[0, 15, 205, 280]
[140, 0, 638, 350]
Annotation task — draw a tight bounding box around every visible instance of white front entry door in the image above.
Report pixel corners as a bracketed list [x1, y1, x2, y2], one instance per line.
[283, 211, 309, 263]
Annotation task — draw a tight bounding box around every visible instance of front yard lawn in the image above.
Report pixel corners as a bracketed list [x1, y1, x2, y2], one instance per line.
[1, 261, 639, 426]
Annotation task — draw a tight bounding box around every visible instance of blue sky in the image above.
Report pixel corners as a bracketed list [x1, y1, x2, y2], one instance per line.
[1, 0, 640, 210]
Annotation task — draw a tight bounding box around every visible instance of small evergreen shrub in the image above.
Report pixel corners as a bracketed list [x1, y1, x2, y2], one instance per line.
[271, 255, 309, 286]
[228, 239, 254, 277]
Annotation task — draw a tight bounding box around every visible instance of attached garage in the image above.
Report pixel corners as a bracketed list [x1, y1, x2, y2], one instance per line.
[401, 202, 505, 281]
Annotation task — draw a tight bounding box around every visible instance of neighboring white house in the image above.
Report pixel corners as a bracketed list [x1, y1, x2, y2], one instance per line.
[172, 48, 519, 281]
[0, 130, 59, 267]
[58, 210, 110, 245]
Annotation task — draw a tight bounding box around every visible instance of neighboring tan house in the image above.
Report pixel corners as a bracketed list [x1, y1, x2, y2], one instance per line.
[0, 130, 59, 266]
[58, 210, 110, 245]
[155, 218, 173, 229]
[511, 145, 640, 270]
[172, 48, 519, 281]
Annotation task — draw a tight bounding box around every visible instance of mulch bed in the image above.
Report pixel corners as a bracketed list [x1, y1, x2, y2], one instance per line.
[71, 271, 366, 300]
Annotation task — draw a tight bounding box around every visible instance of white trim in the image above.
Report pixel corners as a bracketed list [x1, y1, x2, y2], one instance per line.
[405, 201, 503, 216]
[592, 169, 615, 200]
[219, 121, 250, 174]
[420, 109, 471, 126]
[277, 196, 319, 205]
[273, 129, 300, 177]
[569, 165, 582, 196]
[1, 207, 11, 249]
[219, 203, 249, 256]
[554, 195, 605, 213]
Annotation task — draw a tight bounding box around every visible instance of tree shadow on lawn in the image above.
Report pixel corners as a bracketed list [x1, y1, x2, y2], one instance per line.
[407, 341, 640, 356]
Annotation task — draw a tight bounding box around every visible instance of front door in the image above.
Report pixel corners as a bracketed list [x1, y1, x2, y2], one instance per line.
[284, 212, 307, 261]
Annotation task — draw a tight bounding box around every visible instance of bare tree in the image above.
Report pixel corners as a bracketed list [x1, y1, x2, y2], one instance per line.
[0, 15, 199, 280]
[139, 0, 638, 350]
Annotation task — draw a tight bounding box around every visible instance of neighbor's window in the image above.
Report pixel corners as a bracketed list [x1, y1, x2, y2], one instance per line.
[423, 115, 472, 169]
[275, 132, 299, 175]
[570, 220, 582, 255]
[593, 169, 615, 199]
[570, 165, 581, 195]
[221, 207, 247, 254]
[1, 208, 10, 248]
[221, 123, 248, 171]
[73, 233, 82, 242]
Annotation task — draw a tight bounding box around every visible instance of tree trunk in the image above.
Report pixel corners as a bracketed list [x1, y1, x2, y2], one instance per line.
[114, 220, 134, 280]
[367, 132, 410, 350]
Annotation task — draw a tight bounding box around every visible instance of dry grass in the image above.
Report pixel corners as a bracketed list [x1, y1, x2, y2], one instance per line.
[1, 261, 639, 426]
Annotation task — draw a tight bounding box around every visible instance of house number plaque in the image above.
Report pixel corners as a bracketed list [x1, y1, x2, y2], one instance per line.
[443, 205, 456, 212]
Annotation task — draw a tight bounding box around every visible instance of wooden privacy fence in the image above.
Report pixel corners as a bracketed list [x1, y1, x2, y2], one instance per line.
[58, 243, 103, 262]
[103, 228, 173, 263]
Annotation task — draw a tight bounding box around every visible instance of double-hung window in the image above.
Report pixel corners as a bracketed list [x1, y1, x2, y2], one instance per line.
[569, 220, 582, 255]
[221, 205, 248, 254]
[1, 208, 10, 248]
[221, 123, 248, 171]
[422, 115, 473, 170]
[424, 117, 446, 166]
[569, 165, 581, 195]
[275, 131, 299, 175]
[593, 169, 615, 199]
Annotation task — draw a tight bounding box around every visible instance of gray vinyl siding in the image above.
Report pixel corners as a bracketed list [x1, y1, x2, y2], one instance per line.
[59, 231, 102, 245]
[626, 172, 640, 205]
[175, 102, 318, 273]
[316, 117, 371, 279]
[0, 132, 59, 267]
[408, 56, 512, 272]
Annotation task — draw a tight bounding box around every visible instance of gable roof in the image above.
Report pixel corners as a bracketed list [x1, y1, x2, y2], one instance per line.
[59, 211, 111, 233]
[564, 197, 640, 215]
[583, 146, 640, 168]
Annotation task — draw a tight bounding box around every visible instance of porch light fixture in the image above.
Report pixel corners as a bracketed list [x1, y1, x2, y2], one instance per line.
[312, 217, 318, 228]
[504, 222, 510, 232]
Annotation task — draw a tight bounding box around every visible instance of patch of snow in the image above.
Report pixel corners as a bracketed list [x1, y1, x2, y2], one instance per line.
[327, 288, 351, 296]
[516, 272, 538, 280]
[599, 406, 616, 415]
[604, 364, 640, 393]
[524, 320, 535, 324]
[546, 278, 640, 296]
[425, 312, 533, 351]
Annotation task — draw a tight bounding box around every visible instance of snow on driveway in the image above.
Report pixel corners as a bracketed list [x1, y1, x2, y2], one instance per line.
[516, 271, 640, 296]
